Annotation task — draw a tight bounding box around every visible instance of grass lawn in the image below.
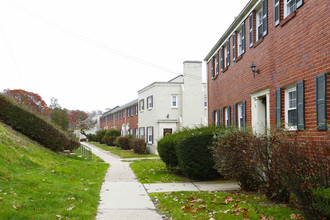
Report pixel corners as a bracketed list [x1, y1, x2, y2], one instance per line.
[150, 191, 304, 219]
[0, 123, 109, 219]
[89, 142, 159, 158]
[129, 159, 188, 183]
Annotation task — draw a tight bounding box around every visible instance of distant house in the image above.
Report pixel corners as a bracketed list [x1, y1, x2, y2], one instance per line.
[100, 99, 138, 136]
[204, 0, 329, 140]
[137, 61, 208, 154]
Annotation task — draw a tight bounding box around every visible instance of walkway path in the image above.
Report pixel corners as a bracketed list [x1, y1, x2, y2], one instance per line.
[84, 143, 163, 220]
[83, 143, 240, 219]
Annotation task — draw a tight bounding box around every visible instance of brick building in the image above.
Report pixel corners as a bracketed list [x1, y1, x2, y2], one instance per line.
[205, 0, 329, 140]
[100, 99, 139, 136]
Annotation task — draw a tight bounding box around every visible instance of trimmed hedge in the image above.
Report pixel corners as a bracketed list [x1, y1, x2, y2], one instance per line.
[130, 138, 146, 154]
[175, 126, 220, 180]
[0, 94, 80, 152]
[157, 133, 179, 167]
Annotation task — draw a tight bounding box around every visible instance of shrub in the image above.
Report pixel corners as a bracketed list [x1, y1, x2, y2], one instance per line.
[86, 133, 97, 142]
[107, 128, 120, 137]
[0, 94, 80, 152]
[213, 128, 261, 191]
[116, 136, 130, 150]
[313, 187, 330, 218]
[176, 126, 220, 180]
[130, 138, 146, 154]
[96, 130, 107, 143]
[278, 140, 329, 219]
[158, 133, 178, 167]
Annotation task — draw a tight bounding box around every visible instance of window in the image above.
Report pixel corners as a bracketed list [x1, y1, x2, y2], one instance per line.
[284, 0, 295, 18]
[127, 108, 130, 117]
[257, 10, 263, 40]
[135, 128, 139, 137]
[204, 95, 207, 108]
[135, 105, 138, 115]
[139, 99, 144, 112]
[215, 51, 219, 76]
[171, 95, 178, 108]
[147, 127, 153, 144]
[225, 106, 231, 127]
[140, 127, 145, 140]
[215, 110, 219, 126]
[224, 40, 230, 68]
[274, 0, 280, 26]
[147, 96, 153, 109]
[238, 103, 243, 129]
[232, 32, 236, 62]
[131, 107, 134, 116]
[285, 86, 297, 129]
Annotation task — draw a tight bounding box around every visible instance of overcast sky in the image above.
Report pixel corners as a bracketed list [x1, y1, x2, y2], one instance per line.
[0, 0, 248, 112]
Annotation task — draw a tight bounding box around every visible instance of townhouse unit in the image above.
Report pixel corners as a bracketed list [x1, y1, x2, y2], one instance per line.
[138, 61, 208, 154]
[205, 0, 329, 140]
[100, 99, 139, 136]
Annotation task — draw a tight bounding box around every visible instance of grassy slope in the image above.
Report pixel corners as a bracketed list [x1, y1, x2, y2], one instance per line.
[0, 122, 108, 219]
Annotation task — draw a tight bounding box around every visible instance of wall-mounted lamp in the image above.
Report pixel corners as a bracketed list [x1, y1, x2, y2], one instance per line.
[250, 63, 259, 77]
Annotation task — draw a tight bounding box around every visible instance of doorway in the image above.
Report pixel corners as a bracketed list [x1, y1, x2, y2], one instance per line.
[251, 89, 270, 135]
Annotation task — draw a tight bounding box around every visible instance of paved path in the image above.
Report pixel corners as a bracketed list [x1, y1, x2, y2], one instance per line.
[83, 143, 163, 220]
[83, 143, 240, 219]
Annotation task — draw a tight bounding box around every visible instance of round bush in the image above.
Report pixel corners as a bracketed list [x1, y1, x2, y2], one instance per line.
[117, 136, 130, 150]
[158, 133, 178, 167]
[176, 126, 220, 180]
[130, 138, 146, 154]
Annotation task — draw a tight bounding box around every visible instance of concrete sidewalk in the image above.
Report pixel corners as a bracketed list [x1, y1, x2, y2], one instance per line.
[84, 143, 163, 220]
[84, 143, 240, 219]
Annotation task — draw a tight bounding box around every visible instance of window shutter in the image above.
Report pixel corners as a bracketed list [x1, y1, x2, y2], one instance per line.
[151, 96, 153, 108]
[220, 47, 224, 72]
[216, 109, 220, 126]
[296, 81, 305, 130]
[275, 88, 282, 130]
[215, 51, 219, 76]
[316, 73, 327, 130]
[241, 22, 245, 54]
[221, 108, 224, 127]
[233, 103, 237, 128]
[212, 110, 215, 126]
[296, 0, 304, 9]
[249, 12, 254, 47]
[226, 40, 230, 66]
[274, 0, 280, 26]
[262, 0, 268, 36]
[228, 106, 231, 127]
[242, 101, 246, 130]
[210, 60, 214, 79]
[232, 33, 236, 61]
[151, 127, 154, 144]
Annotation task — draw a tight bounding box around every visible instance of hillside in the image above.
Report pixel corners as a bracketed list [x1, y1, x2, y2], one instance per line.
[0, 122, 108, 219]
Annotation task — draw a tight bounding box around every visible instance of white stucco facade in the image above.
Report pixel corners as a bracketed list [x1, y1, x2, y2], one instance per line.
[138, 61, 207, 154]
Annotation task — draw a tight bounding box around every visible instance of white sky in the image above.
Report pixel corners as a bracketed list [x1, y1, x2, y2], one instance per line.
[0, 0, 248, 112]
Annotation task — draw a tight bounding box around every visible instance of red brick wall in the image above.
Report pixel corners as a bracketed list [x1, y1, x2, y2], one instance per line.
[207, 0, 329, 140]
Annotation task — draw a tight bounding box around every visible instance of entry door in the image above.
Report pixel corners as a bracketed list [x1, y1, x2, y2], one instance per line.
[251, 89, 270, 135]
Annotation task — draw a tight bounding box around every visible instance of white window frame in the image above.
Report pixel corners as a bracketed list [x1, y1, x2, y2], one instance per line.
[140, 127, 145, 139]
[224, 44, 228, 68]
[238, 102, 243, 129]
[127, 108, 130, 117]
[204, 95, 207, 108]
[147, 127, 153, 144]
[171, 95, 178, 108]
[284, 0, 296, 18]
[135, 128, 139, 137]
[237, 29, 243, 56]
[256, 9, 263, 41]
[215, 110, 219, 126]
[131, 107, 134, 116]
[139, 100, 144, 112]
[147, 96, 153, 109]
[135, 105, 138, 115]
[285, 85, 297, 130]
[225, 107, 230, 127]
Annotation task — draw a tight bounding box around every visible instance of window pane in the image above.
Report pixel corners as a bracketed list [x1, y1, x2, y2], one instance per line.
[288, 109, 297, 126]
[289, 91, 296, 108]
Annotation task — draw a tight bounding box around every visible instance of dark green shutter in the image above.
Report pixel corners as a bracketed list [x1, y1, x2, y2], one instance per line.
[233, 103, 237, 128]
[228, 106, 231, 127]
[241, 22, 245, 54]
[220, 47, 224, 72]
[249, 12, 254, 47]
[316, 73, 327, 130]
[242, 101, 246, 130]
[274, 0, 280, 26]
[212, 110, 215, 126]
[296, 0, 304, 9]
[275, 88, 282, 130]
[221, 108, 224, 127]
[262, 0, 268, 36]
[226, 40, 230, 66]
[296, 81, 305, 130]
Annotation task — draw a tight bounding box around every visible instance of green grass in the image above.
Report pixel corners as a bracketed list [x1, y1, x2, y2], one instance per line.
[129, 159, 188, 183]
[0, 122, 109, 219]
[89, 142, 159, 158]
[150, 191, 304, 219]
